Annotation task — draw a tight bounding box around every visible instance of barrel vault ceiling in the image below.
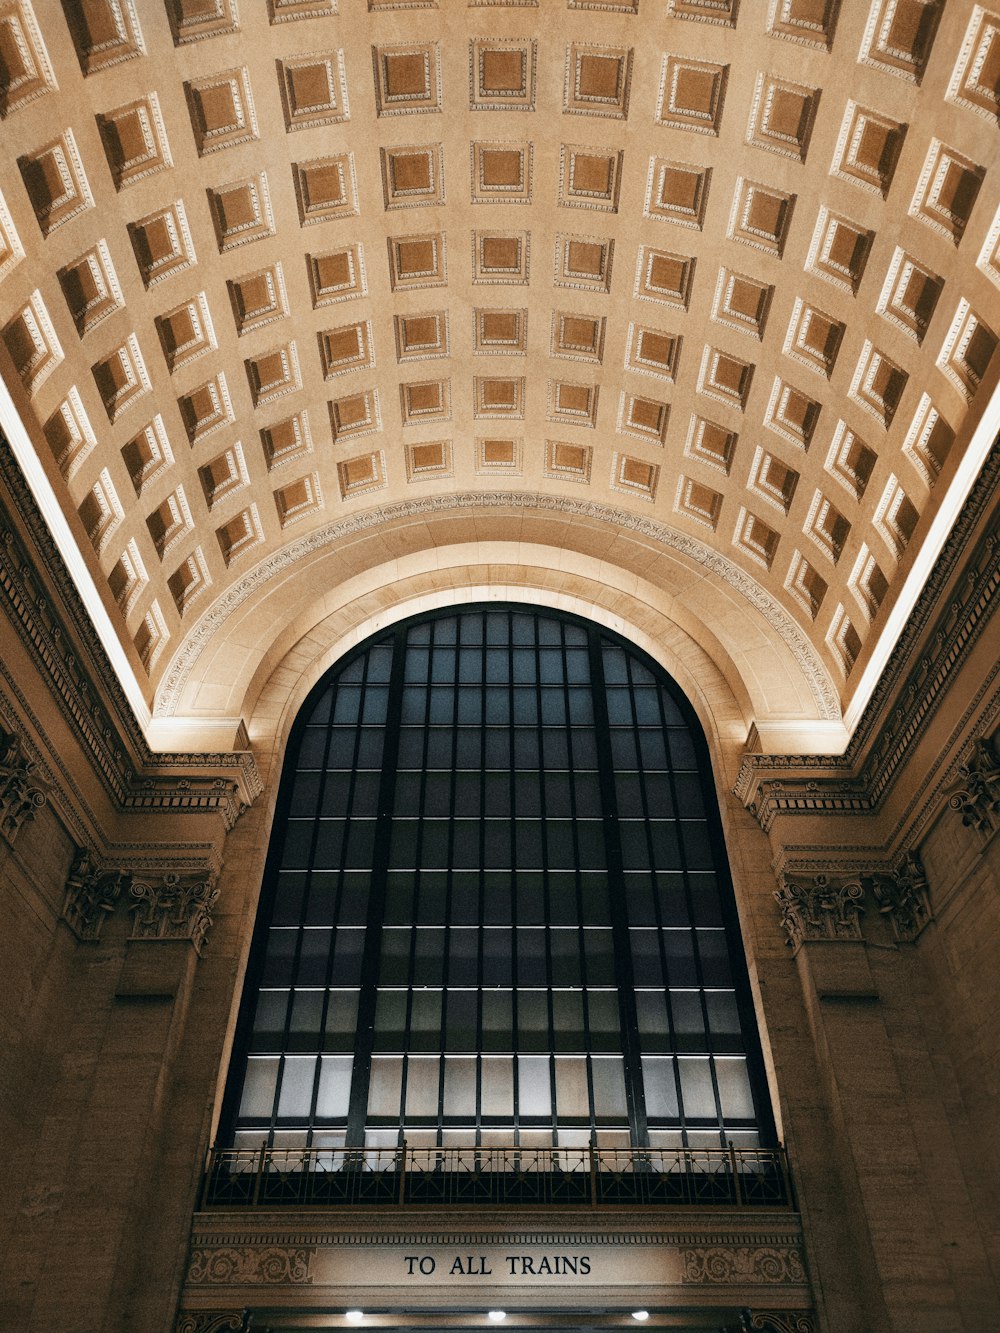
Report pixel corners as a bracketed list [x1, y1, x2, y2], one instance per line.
[0, 0, 997, 752]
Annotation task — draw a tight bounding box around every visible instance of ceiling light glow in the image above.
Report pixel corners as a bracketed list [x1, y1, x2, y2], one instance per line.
[346, 1312, 364, 1324]
[632, 1313, 650, 1323]
[487, 1313, 507, 1323]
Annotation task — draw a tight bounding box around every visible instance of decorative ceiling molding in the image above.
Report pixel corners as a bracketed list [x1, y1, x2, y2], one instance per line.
[154, 489, 841, 722]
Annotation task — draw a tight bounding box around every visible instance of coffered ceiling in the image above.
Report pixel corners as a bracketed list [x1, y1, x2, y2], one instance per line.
[0, 0, 997, 752]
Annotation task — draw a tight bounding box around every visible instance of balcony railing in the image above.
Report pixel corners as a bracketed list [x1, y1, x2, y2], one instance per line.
[200, 1143, 793, 1210]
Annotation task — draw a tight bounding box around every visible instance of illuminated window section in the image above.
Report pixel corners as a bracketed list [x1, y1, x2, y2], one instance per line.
[223, 606, 773, 1156]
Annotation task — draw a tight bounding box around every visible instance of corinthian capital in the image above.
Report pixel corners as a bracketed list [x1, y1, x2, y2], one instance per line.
[129, 870, 220, 955]
[871, 851, 932, 943]
[774, 874, 865, 949]
[948, 735, 1000, 835]
[0, 728, 49, 845]
[61, 848, 128, 941]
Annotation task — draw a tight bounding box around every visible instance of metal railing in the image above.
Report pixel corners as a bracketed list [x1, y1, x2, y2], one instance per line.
[200, 1143, 792, 1210]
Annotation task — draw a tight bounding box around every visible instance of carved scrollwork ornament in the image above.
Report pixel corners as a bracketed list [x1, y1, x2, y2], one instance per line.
[174, 1314, 252, 1333]
[871, 851, 933, 943]
[0, 727, 49, 845]
[129, 870, 220, 955]
[774, 874, 865, 949]
[682, 1244, 805, 1284]
[947, 735, 1000, 835]
[61, 848, 129, 941]
[738, 1314, 816, 1333]
[187, 1245, 313, 1285]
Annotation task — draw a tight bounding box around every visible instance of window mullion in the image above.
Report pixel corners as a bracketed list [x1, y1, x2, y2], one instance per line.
[587, 631, 648, 1149]
[344, 626, 408, 1148]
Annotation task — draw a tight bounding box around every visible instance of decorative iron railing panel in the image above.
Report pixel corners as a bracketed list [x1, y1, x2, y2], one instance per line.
[200, 1144, 792, 1210]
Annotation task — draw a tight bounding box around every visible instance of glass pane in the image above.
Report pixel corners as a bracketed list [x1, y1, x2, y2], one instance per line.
[554, 1057, 589, 1117]
[405, 1056, 441, 1118]
[368, 1057, 403, 1118]
[443, 1057, 477, 1116]
[481, 1056, 514, 1117]
[678, 1057, 717, 1119]
[239, 1057, 279, 1118]
[641, 1057, 679, 1119]
[591, 1057, 627, 1118]
[316, 1056, 353, 1118]
[715, 1057, 755, 1120]
[517, 1055, 552, 1117]
[276, 1055, 316, 1118]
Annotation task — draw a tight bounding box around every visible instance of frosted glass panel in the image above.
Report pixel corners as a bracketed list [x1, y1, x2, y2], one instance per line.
[405, 1056, 441, 1117]
[641, 1057, 679, 1119]
[239, 1057, 279, 1119]
[517, 1055, 552, 1116]
[276, 1056, 316, 1117]
[481, 1057, 514, 1116]
[368, 1057, 403, 1117]
[316, 1055, 353, 1118]
[443, 1057, 477, 1116]
[678, 1057, 716, 1119]
[554, 1056, 589, 1117]
[715, 1057, 755, 1119]
[591, 1057, 628, 1118]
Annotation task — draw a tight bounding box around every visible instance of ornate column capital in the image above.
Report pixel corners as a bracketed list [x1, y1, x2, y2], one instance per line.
[0, 727, 49, 845]
[129, 870, 220, 955]
[774, 873, 865, 949]
[947, 734, 1000, 836]
[61, 848, 129, 941]
[871, 851, 933, 943]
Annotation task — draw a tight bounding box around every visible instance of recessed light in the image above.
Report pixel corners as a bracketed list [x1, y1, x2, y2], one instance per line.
[632, 1314, 650, 1323]
[487, 1313, 507, 1324]
[346, 1313, 364, 1325]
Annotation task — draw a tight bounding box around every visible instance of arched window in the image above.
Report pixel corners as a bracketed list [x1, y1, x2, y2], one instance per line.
[220, 605, 774, 1159]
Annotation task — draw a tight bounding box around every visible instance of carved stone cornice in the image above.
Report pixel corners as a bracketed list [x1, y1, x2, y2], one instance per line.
[946, 733, 1000, 837]
[0, 725, 48, 844]
[61, 847, 128, 942]
[774, 874, 866, 949]
[129, 870, 220, 955]
[736, 445, 1000, 832]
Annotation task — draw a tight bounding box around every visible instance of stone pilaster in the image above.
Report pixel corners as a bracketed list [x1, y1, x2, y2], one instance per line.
[772, 863, 960, 1331]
